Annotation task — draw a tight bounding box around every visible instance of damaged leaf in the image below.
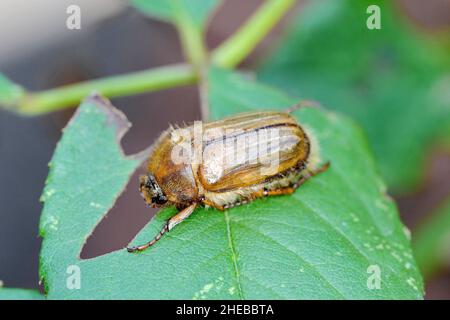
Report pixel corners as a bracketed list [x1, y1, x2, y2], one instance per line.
[39, 72, 423, 298]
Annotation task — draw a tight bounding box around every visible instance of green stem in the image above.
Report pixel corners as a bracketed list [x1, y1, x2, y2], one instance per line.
[17, 64, 196, 115]
[5, 0, 296, 116]
[172, 0, 207, 68]
[212, 0, 296, 68]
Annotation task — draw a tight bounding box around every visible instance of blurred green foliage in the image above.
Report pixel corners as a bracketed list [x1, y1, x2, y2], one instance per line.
[259, 0, 450, 193]
[131, 0, 220, 29]
[0, 73, 24, 108]
[414, 200, 450, 278]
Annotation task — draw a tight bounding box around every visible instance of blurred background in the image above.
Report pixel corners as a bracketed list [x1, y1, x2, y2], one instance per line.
[0, 0, 449, 299]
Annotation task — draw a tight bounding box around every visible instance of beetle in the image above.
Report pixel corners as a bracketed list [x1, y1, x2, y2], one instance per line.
[127, 102, 329, 252]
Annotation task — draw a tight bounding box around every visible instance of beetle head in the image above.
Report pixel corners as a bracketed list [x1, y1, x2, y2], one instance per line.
[139, 174, 168, 207]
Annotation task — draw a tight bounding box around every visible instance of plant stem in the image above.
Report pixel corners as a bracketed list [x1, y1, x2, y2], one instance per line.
[6, 0, 296, 116]
[170, 0, 208, 118]
[17, 64, 196, 115]
[212, 0, 296, 68]
[198, 66, 210, 120]
[172, 0, 207, 68]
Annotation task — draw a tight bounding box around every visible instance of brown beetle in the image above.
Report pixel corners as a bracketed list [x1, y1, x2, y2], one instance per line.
[127, 103, 329, 252]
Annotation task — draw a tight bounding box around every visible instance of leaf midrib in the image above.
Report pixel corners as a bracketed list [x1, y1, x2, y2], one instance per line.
[224, 210, 244, 299]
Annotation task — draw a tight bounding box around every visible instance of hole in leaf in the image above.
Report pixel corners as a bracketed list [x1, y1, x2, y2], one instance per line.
[80, 170, 158, 259]
[80, 86, 200, 259]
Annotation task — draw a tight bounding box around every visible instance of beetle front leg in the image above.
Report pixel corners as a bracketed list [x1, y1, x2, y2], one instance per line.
[167, 202, 197, 231]
[127, 203, 197, 253]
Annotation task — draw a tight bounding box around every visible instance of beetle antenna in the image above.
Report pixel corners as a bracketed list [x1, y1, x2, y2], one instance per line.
[127, 223, 169, 253]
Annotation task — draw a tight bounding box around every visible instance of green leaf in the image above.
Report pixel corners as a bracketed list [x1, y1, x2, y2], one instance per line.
[131, 0, 220, 30]
[39, 95, 141, 297]
[258, 0, 450, 193]
[413, 200, 450, 278]
[0, 73, 25, 109]
[0, 288, 44, 300]
[39, 72, 422, 299]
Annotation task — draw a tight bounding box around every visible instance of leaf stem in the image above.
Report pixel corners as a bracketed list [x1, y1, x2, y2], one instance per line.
[16, 64, 196, 115]
[5, 0, 296, 116]
[172, 0, 207, 68]
[169, 0, 209, 119]
[212, 0, 296, 68]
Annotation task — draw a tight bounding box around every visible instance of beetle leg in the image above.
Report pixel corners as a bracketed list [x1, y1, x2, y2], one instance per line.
[198, 163, 330, 213]
[291, 161, 331, 189]
[251, 162, 331, 198]
[127, 203, 197, 253]
[227, 197, 252, 209]
[292, 162, 330, 189]
[202, 197, 252, 210]
[286, 99, 321, 113]
[201, 198, 226, 211]
[263, 187, 296, 196]
[249, 187, 296, 199]
[167, 203, 197, 231]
